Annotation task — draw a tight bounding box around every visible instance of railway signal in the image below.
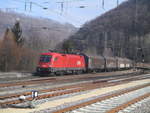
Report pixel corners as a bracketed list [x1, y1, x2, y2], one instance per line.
[31, 90, 38, 99]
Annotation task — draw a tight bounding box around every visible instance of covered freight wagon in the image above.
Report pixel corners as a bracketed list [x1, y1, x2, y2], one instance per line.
[105, 57, 117, 71]
[82, 54, 105, 72]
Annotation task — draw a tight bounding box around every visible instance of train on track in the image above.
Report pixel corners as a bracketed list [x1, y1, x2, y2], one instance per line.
[36, 51, 133, 75]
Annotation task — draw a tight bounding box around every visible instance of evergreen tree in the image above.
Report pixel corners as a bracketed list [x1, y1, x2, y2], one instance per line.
[11, 20, 23, 46]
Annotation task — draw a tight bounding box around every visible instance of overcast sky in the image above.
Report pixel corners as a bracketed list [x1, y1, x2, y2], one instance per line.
[0, 0, 127, 27]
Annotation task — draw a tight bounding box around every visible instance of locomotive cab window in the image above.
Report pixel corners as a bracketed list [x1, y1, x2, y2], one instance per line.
[40, 55, 52, 63]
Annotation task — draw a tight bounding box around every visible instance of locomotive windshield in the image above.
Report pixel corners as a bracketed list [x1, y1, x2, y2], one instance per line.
[40, 55, 52, 63]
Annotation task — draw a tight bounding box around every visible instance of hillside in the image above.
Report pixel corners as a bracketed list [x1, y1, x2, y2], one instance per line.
[61, 0, 150, 62]
[0, 10, 77, 71]
[0, 10, 77, 50]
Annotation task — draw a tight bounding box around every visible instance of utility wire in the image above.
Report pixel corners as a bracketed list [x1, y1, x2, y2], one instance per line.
[3, 0, 123, 26]
[25, 1, 83, 26]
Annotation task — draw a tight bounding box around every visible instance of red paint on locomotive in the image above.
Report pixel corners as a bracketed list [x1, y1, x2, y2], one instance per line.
[37, 52, 86, 73]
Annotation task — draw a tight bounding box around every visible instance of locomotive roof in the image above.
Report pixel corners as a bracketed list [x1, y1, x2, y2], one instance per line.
[41, 52, 83, 57]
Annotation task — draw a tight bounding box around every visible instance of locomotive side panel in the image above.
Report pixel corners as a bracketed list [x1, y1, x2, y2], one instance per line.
[66, 54, 86, 69]
[50, 54, 86, 72]
[50, 54, 67, 69]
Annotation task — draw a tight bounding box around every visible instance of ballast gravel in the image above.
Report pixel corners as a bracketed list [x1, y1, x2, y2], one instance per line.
[30, 86, 150, 113]
[118, 97, 150, 113]
[1, 79, 150, 113]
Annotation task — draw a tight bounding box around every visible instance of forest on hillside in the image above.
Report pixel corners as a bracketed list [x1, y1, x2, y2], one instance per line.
[61, 0, 150, 62]
[0, 11, 76, 72]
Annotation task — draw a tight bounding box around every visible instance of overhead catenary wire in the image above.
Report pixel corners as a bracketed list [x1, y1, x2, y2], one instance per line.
[28, 1, 83, 26]
[4, 0, 122, 12]
[1, 0, 82, 25]
[1, 0, 123, 27]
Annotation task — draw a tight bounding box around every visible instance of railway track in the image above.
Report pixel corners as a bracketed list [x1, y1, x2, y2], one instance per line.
[0, 70, 143, 97]
[106, 93, 150, 113]
[0, 80, 121, 106]
[0, 70, 141, 87]
[0, 72, 148, 96]
[0, 71, 147, 96]
[53, 83, 150, 113]
[0, 73, 149, 108]
[0, 77, 57, 87]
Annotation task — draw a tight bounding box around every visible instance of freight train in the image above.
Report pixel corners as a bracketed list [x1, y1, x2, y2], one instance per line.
[36, 51, 133, 75]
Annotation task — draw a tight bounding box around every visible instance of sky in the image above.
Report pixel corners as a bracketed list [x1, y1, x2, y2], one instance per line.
[0, 0, 127, 27]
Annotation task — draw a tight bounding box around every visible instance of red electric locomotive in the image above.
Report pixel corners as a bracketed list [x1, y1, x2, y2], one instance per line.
[36, 52, 86, 74]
